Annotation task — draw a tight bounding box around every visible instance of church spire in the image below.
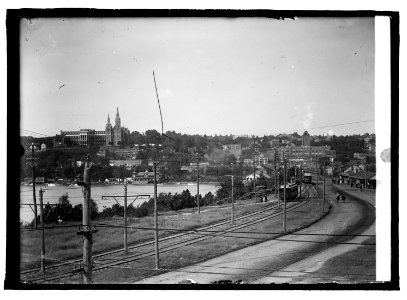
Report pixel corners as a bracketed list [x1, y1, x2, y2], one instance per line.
[115, 107, 121, 127]
[107, 113, 111, 124]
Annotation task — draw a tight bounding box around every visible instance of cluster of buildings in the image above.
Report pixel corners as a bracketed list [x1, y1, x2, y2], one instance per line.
[222, 131, 336, 169]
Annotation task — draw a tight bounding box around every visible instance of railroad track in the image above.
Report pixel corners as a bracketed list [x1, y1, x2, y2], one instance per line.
[22, 185, 314, 283]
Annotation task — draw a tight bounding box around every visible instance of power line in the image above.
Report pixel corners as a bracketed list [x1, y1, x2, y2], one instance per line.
[306, 119, 374, 130]
[264, 119, 375, 136]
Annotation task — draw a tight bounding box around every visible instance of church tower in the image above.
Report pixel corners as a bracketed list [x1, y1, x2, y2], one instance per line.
[115, 107, 121, 128]
[105, 114, 113, 146]
[113, 107, 122, 146]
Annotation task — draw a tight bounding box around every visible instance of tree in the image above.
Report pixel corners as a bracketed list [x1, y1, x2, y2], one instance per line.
[145, 129, 162, 144]
[58, 193, 73, 221]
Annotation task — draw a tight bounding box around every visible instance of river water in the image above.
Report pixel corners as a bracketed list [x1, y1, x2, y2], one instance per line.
[19, 183, 219, 224]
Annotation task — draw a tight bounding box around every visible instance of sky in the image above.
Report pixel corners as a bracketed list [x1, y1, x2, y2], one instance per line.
[20, 17, 375, 138]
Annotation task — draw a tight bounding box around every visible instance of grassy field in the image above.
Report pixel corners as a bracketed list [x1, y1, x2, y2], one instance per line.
[20, 198, 275, 268]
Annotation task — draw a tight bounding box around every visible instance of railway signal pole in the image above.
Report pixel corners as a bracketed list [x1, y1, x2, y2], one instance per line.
[39, 188, 46, 272]
[153, 161, 159, 269]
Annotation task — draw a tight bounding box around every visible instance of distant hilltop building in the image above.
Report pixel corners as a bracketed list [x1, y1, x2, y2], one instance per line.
[105, 107, 130, 146]
[56, 107, 130, 148]
[302, 131, 311, 147]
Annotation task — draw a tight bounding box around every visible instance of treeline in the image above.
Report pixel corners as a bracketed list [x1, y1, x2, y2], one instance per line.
[28, 193, 99, 226]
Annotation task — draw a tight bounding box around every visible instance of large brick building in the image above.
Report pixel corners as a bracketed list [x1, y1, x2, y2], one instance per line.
[57, 107, 130, 148]
[59, 129, 106, 147]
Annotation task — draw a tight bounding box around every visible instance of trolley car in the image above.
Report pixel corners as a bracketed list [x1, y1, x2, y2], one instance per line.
[279, 183, 298, 200]
[303, 173, 312, 184]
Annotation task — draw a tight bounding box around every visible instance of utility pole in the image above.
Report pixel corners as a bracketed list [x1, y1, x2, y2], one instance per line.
[322, 161, 326, 212]
[123, 182, 128, 254]
[77, 155, 95, 284]
[274, 149, 277, 198]
[196, 154, 200, 214]
[28, 144, 38, 229]
[153, 161, 159, 269]
[277, 171, 280, 208]
[39, 188, 45, 272]
[252, 140, 256, 202]
[364, 164, 367, 194]
[283, 151, 287, 232]
[231, 164, 234, 225]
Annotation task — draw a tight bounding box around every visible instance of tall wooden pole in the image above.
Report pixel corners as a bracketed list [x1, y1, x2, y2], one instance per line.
[153, 162, 159, 269]
[277, 171, 280, 208]
[231, 164, 234, 225]
[31, 145, 38, 229]
[196, 155, 200, 214]
[274, 149, 277, 198]
[39, 188, 45, 272]
[124, 183, 128, 254]
[82, 155, 92, 284]
[322, 161, 326, 212]
[283, 151, 287, 232]
[364, 164, 367, 194]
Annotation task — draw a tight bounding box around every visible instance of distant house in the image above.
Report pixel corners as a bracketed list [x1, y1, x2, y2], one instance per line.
[254, 154, 268, 165]
[243, 158, 253, 165]
[132, 171, 160, 184]
[35, 177, 45, 184]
